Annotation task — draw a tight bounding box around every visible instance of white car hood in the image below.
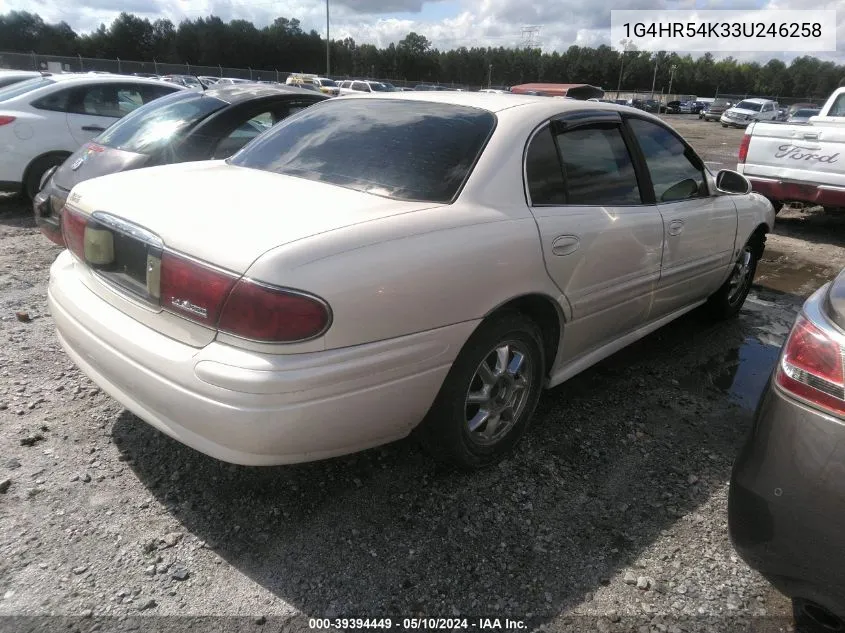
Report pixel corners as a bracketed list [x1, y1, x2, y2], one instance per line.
[729, 108, 760, 116]
[68, 160, 440, 273]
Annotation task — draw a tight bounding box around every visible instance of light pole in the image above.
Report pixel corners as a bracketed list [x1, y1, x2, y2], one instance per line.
[326, 0, 330, 76]
[616, 38, 632, 99]
[650, 59, 658, 100]
[667, 64, 678, 99]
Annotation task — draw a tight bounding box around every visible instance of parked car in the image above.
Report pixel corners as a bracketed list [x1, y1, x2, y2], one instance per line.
[414, 84, 451, 91]
[664, 100, 682, 114]
[34, 84, 327, 244]
[216, 77, 252, 85]
[285, 74, 340, 96]
[0, 74, 182, 199]
[160, 75, 203, 90]
[703, 97, 733, 121]
[783, 102, 819, 121]
[47, 93, 774, 469]
[721, 98, 779, 127]
[337, 80, 392, 95]
[0, 69, 47, 89]
[729, 267, 845, 632]
[786, 107, 821, 123]
[737, 87, 845, 214]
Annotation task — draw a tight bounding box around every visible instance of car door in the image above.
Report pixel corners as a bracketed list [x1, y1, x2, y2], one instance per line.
[624, 116, 737, 318]
[65, 82, 179, 145]
[524, 111, 665, 363]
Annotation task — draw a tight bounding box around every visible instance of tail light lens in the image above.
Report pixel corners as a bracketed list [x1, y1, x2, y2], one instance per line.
[60, 208, 331, 343]
[61, 205, 87, 259]
[0, 115, 15, 126]
[159, 252, 238, 328]
[219, 280, 331, 342]
[775, 314, 845, 416]
[738, 132, 751, 164]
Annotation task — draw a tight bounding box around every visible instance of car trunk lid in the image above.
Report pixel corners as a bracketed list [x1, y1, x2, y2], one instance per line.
[52, 142, 151, 193]
[63, 160, 441, 347]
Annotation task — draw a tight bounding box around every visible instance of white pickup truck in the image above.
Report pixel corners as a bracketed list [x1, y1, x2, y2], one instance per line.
[737, 87, 845, 212]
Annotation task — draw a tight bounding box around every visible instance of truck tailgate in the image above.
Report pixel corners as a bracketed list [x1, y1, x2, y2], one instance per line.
[742, 122, 845, 187]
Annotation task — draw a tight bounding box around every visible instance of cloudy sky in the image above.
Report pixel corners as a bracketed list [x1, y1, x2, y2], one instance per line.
[0, 0, 842, 61]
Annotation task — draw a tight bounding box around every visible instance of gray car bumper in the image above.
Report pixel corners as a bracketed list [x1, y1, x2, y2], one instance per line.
[729, 379, 845, 617]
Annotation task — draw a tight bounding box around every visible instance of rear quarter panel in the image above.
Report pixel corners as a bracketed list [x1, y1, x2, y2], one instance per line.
[239, 204, 564, 353]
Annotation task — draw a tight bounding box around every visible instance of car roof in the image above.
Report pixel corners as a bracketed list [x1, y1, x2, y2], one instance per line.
[38, 73, 178, 87]
[203, 83, 330, 104]
[739, 98, 775, 104]
[331, 91, 667, 119]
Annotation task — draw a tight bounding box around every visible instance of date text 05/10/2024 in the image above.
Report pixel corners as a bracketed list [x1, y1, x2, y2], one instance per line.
[308, 618, 528, 630]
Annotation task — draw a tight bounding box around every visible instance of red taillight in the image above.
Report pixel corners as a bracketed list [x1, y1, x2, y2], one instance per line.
[0, 115, 15, 126]
[775, 314, 845, 416]
[159, 251, 238, 328]
[61, 206, 87, 259]
[219, 280, 331, 342]
[738, 132, 751, 164]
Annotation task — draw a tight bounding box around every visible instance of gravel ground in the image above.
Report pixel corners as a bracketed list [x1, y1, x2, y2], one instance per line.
[1, 116, 843, 632]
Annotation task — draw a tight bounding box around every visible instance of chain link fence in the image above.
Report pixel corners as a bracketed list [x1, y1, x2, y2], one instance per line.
[0, 50, 479, 89]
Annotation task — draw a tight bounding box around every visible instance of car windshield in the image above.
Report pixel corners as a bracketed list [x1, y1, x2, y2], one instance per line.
[95, 90, 226, 155]
[368, 82, 391, 92]
[0, 77, 54, 102]
[793, 109, 820, 117]
[229, 99, 496, 203]
[318, 79, 337, 87]
[735, 101, 763, 112]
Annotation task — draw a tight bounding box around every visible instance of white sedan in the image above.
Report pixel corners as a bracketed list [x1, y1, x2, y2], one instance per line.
[0, 73, 182, 198]
[48, 92, 775, 469]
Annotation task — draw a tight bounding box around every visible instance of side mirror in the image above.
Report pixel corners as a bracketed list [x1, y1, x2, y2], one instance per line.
[715, 169, 752, 195]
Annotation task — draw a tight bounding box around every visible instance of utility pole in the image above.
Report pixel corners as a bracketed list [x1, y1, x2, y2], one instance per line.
[650, 60, 658, 100]
[667, 64, 677, 99]
[488, 63, 492, 88]
[616, 39, 632, 98]
[326, 0, 331, 76]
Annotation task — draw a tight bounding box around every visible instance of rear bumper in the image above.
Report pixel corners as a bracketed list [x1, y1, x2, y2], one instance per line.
[49, 250, 471, 465]
[747, 176, 845, 208]
[729, 376, 845, 617]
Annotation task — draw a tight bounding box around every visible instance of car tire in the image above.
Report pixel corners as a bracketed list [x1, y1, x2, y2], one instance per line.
[792, 598, 845, 632]
[415, 311, 545, 470]
[705, 232, 765, 320]
[721, 123, 728, 128]
[24, 153, 68, 201]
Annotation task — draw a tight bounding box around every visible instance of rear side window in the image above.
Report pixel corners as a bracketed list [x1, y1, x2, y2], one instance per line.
[557, 125, 642, 205]
[96, 91, 226, 154]
[229, 99, 495, 203]
[31, 87, 73, 112]
[525, 126, 566, 205]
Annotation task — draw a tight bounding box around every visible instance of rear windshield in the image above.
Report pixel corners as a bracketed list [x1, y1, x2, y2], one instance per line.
[229, 99, 496, 203]
[96, 90, 225, 154]
[0, 77, 54, 102]
[793, 109, 820, 117]
[318, 79, 337, 87]
[735, 100, 763, 111]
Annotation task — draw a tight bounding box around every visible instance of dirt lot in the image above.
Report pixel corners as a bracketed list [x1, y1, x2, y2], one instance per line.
[1, 115, 844, 633]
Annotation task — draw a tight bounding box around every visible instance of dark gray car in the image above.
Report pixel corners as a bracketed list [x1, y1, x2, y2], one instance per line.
[729, 268, 845, 631]
[34, 83, 326, 244]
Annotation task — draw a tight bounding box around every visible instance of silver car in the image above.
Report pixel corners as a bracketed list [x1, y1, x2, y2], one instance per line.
[730, 268, 845, 630]
[48, 93, 775, 469]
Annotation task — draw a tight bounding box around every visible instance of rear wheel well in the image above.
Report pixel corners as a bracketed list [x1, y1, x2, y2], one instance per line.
[486, 295, 562, 377]
[22, 151, 71, 195]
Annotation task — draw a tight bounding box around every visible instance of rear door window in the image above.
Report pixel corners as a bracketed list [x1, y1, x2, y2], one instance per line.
[229, 99, 495, 203]
[96, 91, 226, 154]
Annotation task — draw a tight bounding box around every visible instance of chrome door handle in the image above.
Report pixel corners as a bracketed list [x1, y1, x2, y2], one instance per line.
[667, 219, 685, 236]
[551, 235, 580, 256]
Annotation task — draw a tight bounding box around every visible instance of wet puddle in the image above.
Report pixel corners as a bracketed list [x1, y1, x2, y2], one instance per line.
[680, 337, 781, 409]
[755, 252, 838, 297]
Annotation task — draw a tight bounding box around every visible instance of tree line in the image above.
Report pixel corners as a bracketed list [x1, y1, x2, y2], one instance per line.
[1, 10, 843, 98]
